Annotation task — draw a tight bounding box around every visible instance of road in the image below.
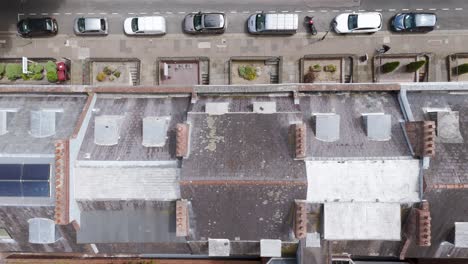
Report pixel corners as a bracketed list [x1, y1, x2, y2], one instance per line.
[1, 0, 468, 35]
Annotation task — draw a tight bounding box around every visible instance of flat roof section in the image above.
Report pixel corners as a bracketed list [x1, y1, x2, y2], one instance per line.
[306, 159, 420, 203]
[324, 202, 401, 240]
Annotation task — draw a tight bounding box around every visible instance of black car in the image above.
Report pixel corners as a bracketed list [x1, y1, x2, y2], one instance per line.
[17, 17, 58, 37]
[391, 13, 437, 33]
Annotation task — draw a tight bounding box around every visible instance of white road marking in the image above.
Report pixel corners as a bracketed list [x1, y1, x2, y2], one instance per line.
[332, 10, 339, 12]
[230, 11, 237, 13]
[308, 10, 315, 13]
[65, 13, 72, 15]
[153, 12, 160, 14]
[345, 9, 353, 12]
[281, 10, 289, 13]
[140, 12, 147, 14]
[77, 12, 84, 15]
[41, 13, 48, 15]
[29, 13, 37, 15]
[242, 11, 250, 14]
[178, 11, 185, 14]
[375, 9, 382, 11]
[112, 12, 118, 15]
[358, 9, 366, 12]
[100, 12, 107, 15]
[128, 12, 135, 15]
[295, 10, 302, 13]
[320, 10, 327, 13]
[442, 8, 450, 11]
[52, 13, 60, 15]
[402, 8, 409, 11]
[256, 11, 263, 13]
[429, 8, 437, 11]
[388, 9, 396, 12]
[268, 11, 275, 13]
[455, 8, 463, 11]
[166, 11, 173, 14]
[88, 13, 95, 15]
[416, 8, 423, 11]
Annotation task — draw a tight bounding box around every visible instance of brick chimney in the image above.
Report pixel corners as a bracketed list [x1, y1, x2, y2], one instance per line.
[417, 201, 431, 246]
[176, 199, 189, 237]
[294, 200, 308, 239]
[294, 123, 306, 159]
[54, 140, 69, 225]
[176, 123, 189, 158]
[405, 121, 436, 158]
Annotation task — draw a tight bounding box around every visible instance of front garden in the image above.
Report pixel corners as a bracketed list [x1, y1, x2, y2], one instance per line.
[229, 57, 281, 84]
[0, 60, 61, 84]
[373, 54, 429, 83]
[300, 55, 354, 83]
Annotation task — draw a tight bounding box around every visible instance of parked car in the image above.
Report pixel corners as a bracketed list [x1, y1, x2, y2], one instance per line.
[124, 16, 166, 35]
[74, 17, 108, 35]
[391, 13, 437, 32]
[184, 12, 226, 34]
[17, 17, 58, 37]
[247, 13, 298, 34]
[333, 12, 382, 34]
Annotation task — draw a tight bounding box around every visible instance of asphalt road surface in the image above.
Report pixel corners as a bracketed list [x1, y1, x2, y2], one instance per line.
[1, 0, 468, 35]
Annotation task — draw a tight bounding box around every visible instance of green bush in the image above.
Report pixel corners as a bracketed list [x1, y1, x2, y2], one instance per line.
[323, 64, 337, 73]
[0, 63, 5, 78]
[456, 63, 468, 75]
[311, 64, 321, 72]
[103, 66, 114, 75]
[238, 65, 257, 81]
[5, 63, 23, 81]
[406, 60, 426, 72]
[29, 63, 44, 74]
[21, 73, 31, 80]
[46, 71, 58, 83]
[32, 73, 44, 80]
[96, 72, 107, 82]
[381, 61, 400, 74]
[113, 71, 121, 78]
[44, 61, 56, 73]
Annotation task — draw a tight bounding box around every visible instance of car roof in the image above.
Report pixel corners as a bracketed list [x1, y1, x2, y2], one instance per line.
[82, 18, 104, 30]
[136, 16, 165, 32]
[356, 13, 381, 28]
[203, 13, 224, 28]
[414, 13, 436, 27]
[23, 18, 53, 31]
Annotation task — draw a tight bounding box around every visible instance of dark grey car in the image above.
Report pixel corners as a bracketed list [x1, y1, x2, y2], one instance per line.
[74, 17, 108, 35]
[183, 12, 226, 34]
[391, 13, 437, 32]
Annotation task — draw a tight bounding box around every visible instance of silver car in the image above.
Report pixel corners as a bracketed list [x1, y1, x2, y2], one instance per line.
[183, 12, 226, 34]
[74, 17, 108, 35]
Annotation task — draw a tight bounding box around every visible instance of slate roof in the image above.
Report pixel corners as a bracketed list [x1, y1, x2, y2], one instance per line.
[77, 200, 185, 244]
[190, 95, 300, 113]
[0, 94, 87, 154]
[78, 95, 190, 161]
[299, 92, 411, 159]
[407, 91, 468, 185]
[182, 112, 305, 181]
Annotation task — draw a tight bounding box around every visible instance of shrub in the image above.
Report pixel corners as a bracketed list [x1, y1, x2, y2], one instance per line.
[456, 63, 468, 75]
[406, 60, 426, 73]
[238, 65, 257, 81]
[381, 61, 400, 74]
[311, 64, 321, 72]
[0, 63, 5, 78]
[32, 73, 44, 80]
[103, 66, 113, 75]
[96, 72, 107, 82]
[304, 71, 316, 83]
[21, 73, 30, 80]
[44, 61, 56, 73]
[113, 71, 121, 78]
[30, 63, 44, 74]
[323, 64, 337, 73]
[46, 71, 58, 83]
[5, 63, 23, 81]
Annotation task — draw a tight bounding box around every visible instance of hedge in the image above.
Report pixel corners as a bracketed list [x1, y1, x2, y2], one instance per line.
[406, 60, 426, 73]
[5, 63, 23, 80]
[47, 71, 58, 83]
[381, 61, 400, 74]
[456, 63, 468, 75]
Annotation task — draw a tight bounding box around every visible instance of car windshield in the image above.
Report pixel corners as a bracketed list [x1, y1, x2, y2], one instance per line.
[77, 18, 85, 32]
[45, 20, 52, 30]
[256, 14, 265, 31]
[100, 19, 106, 30]
[21, 22, 29, 32]
[404, 14, 415, 28]
[194, 14, 203, 30]
[131, 18, 138, 32]
[348, 14, 358, 30]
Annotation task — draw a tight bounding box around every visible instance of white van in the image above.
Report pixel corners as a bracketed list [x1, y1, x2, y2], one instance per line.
[124, 16, 166, 35]
[247, 13, 298, 34]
